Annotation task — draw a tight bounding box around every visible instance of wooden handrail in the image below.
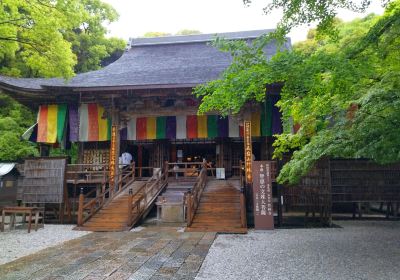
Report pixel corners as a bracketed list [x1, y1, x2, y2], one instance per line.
[126, 168, 167, 228]
[186, 163, 208, 226]
[240, 187, 247, 228]
[76, 162, 135, 226]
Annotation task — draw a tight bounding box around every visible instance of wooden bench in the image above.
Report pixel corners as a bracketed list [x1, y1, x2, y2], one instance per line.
[1, 206, 44, 233]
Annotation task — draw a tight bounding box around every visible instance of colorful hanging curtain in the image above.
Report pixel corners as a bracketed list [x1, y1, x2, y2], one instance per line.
[126, 106, 281, 141]
[69, 105, 79, 142]
[79, 104, 111, 142]
[261, 97, 273, 137]
[37, 104, 67, 143]
[186, 115, 198, 139]
[271, 95, 283, 134]
[218, 117, 229, 138]
[156, 116, 167, 139]
[197, 115, 207, 138]
[166, 116, 176, 139]
[207, 115, 218, 138]
[136, 117, 147, 140]
[146, 117, 156, 140]
[176, 115, 186, 139]
[127, 117, 137, 140]
[228, 116, 240, 137]
[251, 112, 261, 137]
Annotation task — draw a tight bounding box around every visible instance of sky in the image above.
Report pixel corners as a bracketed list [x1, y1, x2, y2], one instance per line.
[102, 0, 384, 43]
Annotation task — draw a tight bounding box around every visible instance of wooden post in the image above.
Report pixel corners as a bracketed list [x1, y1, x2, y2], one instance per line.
[138, 145, 143, 177]
[186, 192, 192, 226]
[1, 209, 5, 232]
[240, 188, 247, 228]
[77, 188, 84, 226]
[127, 188, 133, 227]
[109, 103, 120, 194]
[27, 211, 32, 233]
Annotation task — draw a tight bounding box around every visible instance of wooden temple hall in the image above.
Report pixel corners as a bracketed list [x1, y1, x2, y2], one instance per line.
[1, 30, 398, 233]
[0, 30, 289, 233]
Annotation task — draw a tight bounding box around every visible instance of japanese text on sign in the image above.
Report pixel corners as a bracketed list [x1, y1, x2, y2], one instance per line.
[252, 161, 274, 230]
[109, 125, 117, 187]
[244, 120, 252, 184]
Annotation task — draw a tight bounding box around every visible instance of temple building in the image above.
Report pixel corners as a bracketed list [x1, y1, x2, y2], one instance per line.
[0, 30, 288, 174]
[0, 30, 290, 232]
[3, 30, 396, 232]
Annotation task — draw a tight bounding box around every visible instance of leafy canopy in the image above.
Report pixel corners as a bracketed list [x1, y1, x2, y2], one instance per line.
[0, 0, 125, 78]
[0, 0, 126, 161]
[195, 1, 400, 184]
[244, 0, 391, 37]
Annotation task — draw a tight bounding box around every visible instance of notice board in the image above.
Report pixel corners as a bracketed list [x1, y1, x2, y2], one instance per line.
[252, 161, 274, 230]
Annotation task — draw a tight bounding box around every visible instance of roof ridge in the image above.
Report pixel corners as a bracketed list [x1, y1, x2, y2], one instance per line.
[129, 29, 275, 47]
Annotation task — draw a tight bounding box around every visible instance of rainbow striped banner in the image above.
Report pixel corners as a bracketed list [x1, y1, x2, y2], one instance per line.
[79, 104, 111, 142]
[37, 104, 67, 143]
[126, 113, 273, 141]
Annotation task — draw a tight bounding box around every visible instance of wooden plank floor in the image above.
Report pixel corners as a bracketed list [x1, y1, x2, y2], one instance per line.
[186, 179, 247, 234]
[77, 181, 146, 232]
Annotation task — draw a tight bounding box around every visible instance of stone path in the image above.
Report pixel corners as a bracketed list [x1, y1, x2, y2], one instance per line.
[0, 226, 216, 280]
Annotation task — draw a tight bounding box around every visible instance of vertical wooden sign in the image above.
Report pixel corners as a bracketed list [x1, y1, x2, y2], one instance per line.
[252, 161, 274, 230]
[109, 125, 117, 188]
[244, 120, 252, 184]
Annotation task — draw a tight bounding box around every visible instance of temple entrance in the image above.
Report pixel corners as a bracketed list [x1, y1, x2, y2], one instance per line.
[171, 142, 216, 166]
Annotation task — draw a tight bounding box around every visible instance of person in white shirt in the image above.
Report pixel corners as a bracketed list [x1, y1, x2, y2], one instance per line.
[121, 151, 133, 166]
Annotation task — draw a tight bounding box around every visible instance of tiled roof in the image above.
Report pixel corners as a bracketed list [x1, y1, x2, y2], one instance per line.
[0, 30, 291, 91]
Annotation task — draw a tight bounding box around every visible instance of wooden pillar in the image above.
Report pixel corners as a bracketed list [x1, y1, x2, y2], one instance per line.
[138, 145, 143, 177]
[110, 108, 120, 189]
[78, 142, 84, 164]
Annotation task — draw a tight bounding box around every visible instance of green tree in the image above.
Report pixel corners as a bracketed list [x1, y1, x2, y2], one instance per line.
[142, 30, 202, 37]
[0, 0, 125, 161]
[0, 94, 37, 161]
[142, 32, 172, 38]
[196, 1, 400, 184]
[244, 0, 391, 37]
[176, 29, 201, 35]
[0, 0, 125, 78]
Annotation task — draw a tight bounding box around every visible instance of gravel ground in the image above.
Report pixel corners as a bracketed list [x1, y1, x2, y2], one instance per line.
[196, 221, 400, 280]
[0, 225, 90, 265]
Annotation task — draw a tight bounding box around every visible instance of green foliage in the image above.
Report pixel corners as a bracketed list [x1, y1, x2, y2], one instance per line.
[142, 32, 172, 38]
[176, 29, 202, 35]
[0, 94, 37, 161]
[0, 0, 125, 161]
[244, 0, 391, 38]
[0, 0, 125, 78]
[196, 1, 400, 184]
[142, 30, 202, 38]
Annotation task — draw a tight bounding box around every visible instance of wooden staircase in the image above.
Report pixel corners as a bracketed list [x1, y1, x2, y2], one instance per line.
[76, 167, 168, 232]
[186, 179, 247, 233]
[78, 181, 146, 232]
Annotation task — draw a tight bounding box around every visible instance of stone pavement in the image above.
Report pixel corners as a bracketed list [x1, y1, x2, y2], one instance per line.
[0, 226, 216, 280]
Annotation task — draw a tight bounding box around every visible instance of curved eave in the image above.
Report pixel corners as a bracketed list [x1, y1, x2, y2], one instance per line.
[66, 83, 200, 92]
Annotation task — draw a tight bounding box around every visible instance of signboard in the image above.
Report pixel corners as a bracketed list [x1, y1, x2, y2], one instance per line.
[109, 125, 117, 187]
[252, 161, 274, 230]
[244, 120, 252, 184]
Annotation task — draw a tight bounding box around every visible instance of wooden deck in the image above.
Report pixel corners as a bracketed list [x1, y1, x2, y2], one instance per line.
[186, 179, 247, 234]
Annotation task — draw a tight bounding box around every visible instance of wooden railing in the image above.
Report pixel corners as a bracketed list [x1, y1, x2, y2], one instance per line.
[66, 163, 109, 186]
[240, 187, 247, 228]
[127, 168, 168, 228]
[77, 162, 135, 227]
[186, 163, 208, 226]
[167, 161, 205, 178]
[237, 160, 247, 228]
